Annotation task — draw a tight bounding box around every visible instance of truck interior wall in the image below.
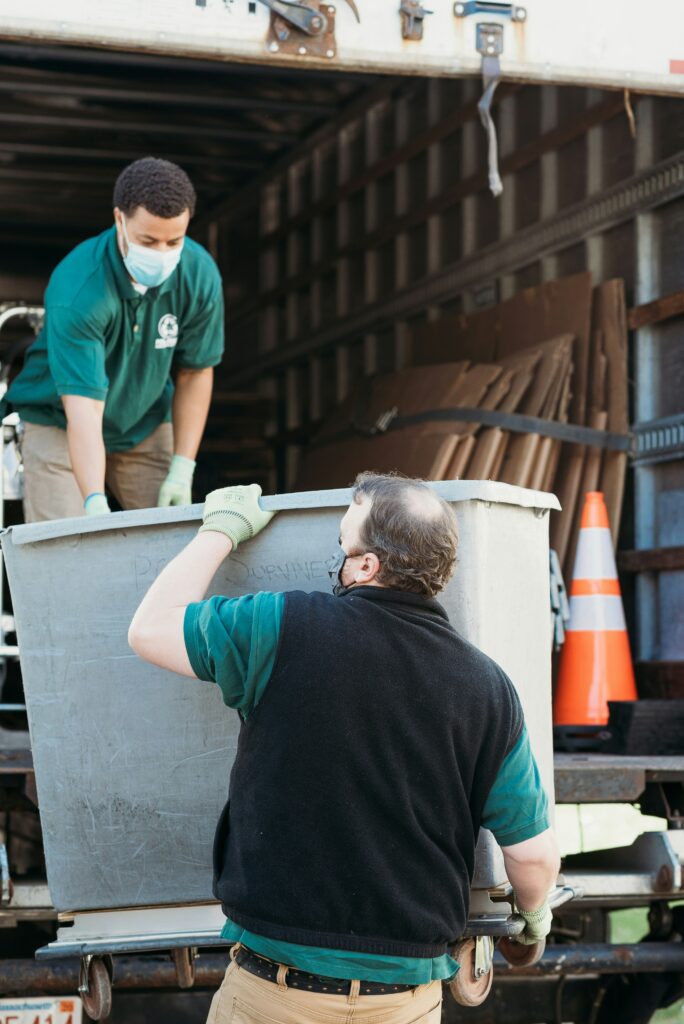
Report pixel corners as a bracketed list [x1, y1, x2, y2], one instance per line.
[205, 76, 682, 676]
[215, 79, 653, 481]
[0, 54, 682, 661]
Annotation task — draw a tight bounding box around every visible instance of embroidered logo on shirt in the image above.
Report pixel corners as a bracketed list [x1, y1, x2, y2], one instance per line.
[155, 313, 179, 349]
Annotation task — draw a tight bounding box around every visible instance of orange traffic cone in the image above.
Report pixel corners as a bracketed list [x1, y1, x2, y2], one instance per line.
[554, 491, 637, 749]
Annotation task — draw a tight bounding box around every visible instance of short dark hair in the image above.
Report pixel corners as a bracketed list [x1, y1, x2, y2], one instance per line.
[351, 472, 459, 597]
[113, 158, 196, 218]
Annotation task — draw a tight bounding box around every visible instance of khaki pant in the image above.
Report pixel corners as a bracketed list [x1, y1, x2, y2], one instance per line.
[21, 421, 173, 523]
[206, 950, 443, 1024]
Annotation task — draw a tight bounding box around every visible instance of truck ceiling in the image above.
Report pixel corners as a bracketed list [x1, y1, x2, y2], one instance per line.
[0, 41, 376, 253]
[0, 0, 683, 96]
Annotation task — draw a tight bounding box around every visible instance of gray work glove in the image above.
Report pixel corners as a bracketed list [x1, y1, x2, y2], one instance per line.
[514, 901, 553, 945]
[84, 492, 111, 516]
[199, 484, 275, 549]
[158, 454, 195, 507]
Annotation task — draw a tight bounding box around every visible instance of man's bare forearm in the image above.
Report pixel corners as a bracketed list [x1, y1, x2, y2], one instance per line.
[128, 531, 232, 675]
[129, 486, 272, 676]
[134, 531, 232, 620]
[172, 367, 213, 460]
[502, 829, 561, 911]
[62, 395, 106, 500]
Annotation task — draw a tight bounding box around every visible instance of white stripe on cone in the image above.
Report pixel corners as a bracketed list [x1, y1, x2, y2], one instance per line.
[573, 527, 618, 582]
[566, 595, 627, 632]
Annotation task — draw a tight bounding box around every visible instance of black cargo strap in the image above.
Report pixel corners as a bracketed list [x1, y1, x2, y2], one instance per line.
[311, 406, 634, 454]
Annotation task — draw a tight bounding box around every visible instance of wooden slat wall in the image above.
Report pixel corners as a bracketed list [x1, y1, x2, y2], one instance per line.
[214, 77, 648, 498]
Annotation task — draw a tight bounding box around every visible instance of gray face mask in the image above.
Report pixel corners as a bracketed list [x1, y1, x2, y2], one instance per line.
[327, 546, 351, 597]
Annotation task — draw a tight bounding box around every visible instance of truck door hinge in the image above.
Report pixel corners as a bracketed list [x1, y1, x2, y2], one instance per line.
[260, 0, 359, 58]
[260, 0, 328, 37]
[399, 0, 433, 41]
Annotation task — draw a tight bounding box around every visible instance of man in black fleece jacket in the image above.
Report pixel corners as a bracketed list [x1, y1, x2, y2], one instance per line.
[130, 471, 560, 1024]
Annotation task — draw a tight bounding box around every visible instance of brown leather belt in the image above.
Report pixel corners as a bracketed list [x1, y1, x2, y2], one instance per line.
[234, 945, 417, 996]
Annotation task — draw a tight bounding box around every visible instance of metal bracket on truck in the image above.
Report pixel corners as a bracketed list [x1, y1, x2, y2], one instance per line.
[399, 1, 432, 41]
[453, 1, 527, 20]
[259, 0, 360, 58]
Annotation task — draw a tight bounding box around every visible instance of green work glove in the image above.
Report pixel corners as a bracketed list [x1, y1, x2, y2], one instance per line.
[199, 484, 275, 549]
[515, 902, 553, 945]
[84, 492, 111, 516]
[157, 454, 196, 507]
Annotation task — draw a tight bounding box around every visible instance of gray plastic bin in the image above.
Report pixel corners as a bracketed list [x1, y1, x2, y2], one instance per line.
[2, 481, 558, 914]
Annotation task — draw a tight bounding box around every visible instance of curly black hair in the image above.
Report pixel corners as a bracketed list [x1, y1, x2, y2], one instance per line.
[113, 157, 196, 218]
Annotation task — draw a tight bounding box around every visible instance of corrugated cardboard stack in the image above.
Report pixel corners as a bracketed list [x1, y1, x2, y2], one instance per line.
[296, 272, 629, 582]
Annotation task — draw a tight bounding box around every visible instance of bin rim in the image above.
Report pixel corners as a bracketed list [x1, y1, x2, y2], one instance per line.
[3, 480, 560, 547]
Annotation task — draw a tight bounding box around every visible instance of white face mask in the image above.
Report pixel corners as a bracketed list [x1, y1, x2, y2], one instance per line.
[119, 214, 184, 288]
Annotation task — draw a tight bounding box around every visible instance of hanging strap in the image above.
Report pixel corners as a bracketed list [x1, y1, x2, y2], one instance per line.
[478, 54, 504, 197]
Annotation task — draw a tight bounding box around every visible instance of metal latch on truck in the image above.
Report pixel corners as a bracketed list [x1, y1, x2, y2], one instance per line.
[454, 1, 527, 196]
[259, 0, 360, 58]
[399, 1, 433, 41]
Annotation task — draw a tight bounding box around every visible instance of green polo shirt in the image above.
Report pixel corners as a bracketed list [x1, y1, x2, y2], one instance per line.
[5, 226, 224, 452]
[183, 591, 550, 985]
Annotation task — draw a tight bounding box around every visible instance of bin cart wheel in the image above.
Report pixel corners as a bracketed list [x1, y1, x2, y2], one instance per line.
[78, 954, 113, 1021]
[448, 936, 494, 1007]
[495, 886, 576, 968]
[498, 935, 546, 967]
[171, 946, 197, 989]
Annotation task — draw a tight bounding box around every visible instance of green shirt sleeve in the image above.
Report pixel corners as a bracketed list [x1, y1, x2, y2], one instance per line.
[183, 591, 283, 718]
[481, 726, 550, 846]
[174, 285, 225, 370]
[47, 304, 109, 400]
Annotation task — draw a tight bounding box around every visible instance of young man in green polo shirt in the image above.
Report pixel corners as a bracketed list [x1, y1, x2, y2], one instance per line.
[4, 157, 224, 522]
[129, 476, 561, 1024]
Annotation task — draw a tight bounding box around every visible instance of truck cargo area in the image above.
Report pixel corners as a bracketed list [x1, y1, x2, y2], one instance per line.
[0, 29, 683, 1024]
